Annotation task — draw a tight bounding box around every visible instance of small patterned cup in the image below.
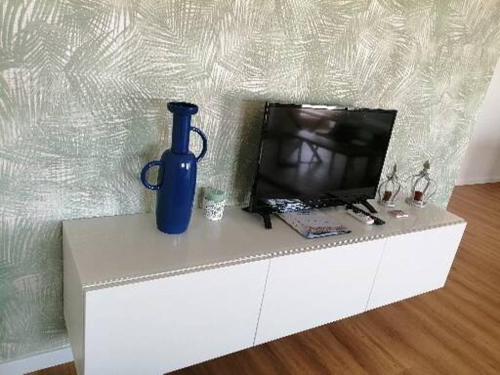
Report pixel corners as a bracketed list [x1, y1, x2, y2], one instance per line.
[203, 188, 226, 221]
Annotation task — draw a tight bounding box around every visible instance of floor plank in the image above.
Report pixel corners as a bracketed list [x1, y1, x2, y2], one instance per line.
[29, 183, 500, 375]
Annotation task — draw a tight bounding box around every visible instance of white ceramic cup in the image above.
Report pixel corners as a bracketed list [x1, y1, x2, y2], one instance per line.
[203, 188, 225, 221]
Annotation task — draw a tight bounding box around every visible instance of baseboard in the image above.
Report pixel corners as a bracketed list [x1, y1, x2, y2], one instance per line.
[0, 347, 73, 375]
[455, 175, 500, 186]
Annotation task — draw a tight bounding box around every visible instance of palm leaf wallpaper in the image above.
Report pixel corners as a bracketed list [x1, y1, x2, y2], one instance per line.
[1, 0, 500, 362]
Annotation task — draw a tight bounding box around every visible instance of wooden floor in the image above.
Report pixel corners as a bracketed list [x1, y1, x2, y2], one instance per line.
[32, 183, 500, 375]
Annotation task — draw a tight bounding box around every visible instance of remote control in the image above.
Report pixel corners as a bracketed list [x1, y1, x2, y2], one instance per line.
[346, 209, 374, 225]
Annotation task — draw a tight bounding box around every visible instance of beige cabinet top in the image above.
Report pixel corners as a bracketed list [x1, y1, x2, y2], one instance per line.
[63, 201, 464, 290]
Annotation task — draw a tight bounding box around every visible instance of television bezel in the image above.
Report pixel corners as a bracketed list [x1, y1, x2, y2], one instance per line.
[248, 102, 397, 212]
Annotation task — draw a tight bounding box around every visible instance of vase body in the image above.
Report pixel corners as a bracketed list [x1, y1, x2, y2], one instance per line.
[141, 102, 207, 234]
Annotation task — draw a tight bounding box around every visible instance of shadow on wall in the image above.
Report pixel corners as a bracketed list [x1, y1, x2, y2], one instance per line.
[135, 99, 171, 213]
[232, 99, 267, 206]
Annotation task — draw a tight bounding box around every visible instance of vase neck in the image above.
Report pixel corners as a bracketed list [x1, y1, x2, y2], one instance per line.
[171, 114, 191, 153]
[168, 102, 198, 154]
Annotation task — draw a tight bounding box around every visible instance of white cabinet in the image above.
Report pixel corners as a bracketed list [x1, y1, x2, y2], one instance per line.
[71, 260, 269, 375]
[255, 240, 385, 345]
[367, 223, 466, 310]
[64, 207, 466, 374]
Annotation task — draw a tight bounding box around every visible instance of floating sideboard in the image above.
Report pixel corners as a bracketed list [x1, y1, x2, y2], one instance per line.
[63, 202, 466, 375]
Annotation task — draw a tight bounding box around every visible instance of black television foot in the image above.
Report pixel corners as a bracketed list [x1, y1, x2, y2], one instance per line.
[261, 212, 272, 229]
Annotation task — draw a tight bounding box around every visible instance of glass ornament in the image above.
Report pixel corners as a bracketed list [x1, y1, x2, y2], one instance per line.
[377, 164, 401, 207]
[407, 160, 437, 208]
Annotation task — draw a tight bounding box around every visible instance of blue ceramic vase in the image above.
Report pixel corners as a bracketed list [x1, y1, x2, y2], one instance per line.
[141, 102, 207, 234]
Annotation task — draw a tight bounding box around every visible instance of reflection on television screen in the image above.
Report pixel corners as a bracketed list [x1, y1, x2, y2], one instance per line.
[253, 104, 397, 203]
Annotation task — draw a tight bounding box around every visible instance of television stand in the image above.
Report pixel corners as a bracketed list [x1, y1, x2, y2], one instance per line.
[63, 205, 466, 374]
[358, 199, 378, 214]
[324, 194, 384, 225]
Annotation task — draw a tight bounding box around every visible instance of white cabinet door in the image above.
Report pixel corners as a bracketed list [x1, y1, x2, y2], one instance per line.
[255, 240, 385, 345]
[83, 260, 269, 375]
[367, 223, 466, 310]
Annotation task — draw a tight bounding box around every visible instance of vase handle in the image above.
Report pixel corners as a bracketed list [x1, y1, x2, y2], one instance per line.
[191, 127, 208, 162]
[141, 160, 163, 190]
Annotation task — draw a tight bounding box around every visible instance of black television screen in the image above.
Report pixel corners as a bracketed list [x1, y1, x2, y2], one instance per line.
[250, 103, 397, 209]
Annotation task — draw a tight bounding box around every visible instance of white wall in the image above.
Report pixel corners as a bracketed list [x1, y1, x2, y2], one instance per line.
[457, 59, 500, 185]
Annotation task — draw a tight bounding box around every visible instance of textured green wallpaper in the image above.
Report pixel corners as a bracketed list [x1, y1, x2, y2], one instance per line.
[1, 0, 500, 362]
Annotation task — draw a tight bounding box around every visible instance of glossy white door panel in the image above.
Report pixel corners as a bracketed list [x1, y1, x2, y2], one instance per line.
[367, 223, 466, 310]
[255, 240, 385, 345]
[84, 260, 269, 375]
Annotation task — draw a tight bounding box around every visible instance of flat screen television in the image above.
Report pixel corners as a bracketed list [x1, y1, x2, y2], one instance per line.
[249, 102, 397, 213]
